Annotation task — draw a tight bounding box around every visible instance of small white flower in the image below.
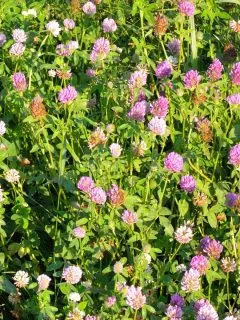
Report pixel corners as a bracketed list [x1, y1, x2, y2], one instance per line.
[0, 120, 6, 136]
[22, 9, 37, 17]
[48, 69, 56, 77]
[4, 169, 20, 184]
[69, 292, 81, 302]
[46, 20, 61, 37]
[13, 271, 29, 288]
[37, 274, 51, 291]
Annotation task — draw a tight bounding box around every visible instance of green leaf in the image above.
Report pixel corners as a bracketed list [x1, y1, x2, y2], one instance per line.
[0, 276, 16, 293]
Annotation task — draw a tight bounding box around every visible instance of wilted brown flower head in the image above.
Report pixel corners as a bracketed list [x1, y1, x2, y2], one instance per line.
[195, 117, 213, 143]
[30, 95, 47, 119]
[154, 14, 168, 36]
[88, 128, 107, 149]
[56, 69, 72, 80]
[216, 212, 226, 222]
[193, 192, 208, 207]
[71, 0, 81, 13]
[221, 257, 237, 272]
[223, 43, 237, 63]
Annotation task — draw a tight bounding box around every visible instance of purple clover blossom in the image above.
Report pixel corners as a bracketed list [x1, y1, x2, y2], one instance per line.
[200, 236, 223, 259]
[155, 60, 172, 79]
[227, 93, 240, 105]
[90, 187, 106, 204]
[102, 18, 117, 33]
[77, 176, 95, 193]
[226, 193, 238, 207]
[229, 143, 240, 167]
[128, 100, 147, 122]
[150, 96, 169, 118]
[207, 58, 223, 81]
[12, 72, 27, 92]
[230, 62, 240, 85]
[184, 69, 201, 89]
[0, 33, 7, 47]
[179, 175, 196, 192]
[190, 255, 210, 275]
[129, 70, 148, 89]
[58, 85, 78, 104]
[90, 38, 110, 63]
[164, 152, 184, 172]
[178, 1, 195, 16]
[148, 117, 166, 135]
[167, 39, 180, 55]
[82, 1, 96, 15]
[170, 294, 184, 308]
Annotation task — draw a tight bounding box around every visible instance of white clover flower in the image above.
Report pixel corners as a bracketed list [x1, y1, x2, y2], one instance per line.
[46, 20, 61, 37]
[69, 292, 81, 302]
[13, 271, 30, 288]
[4, 169, 20, 184]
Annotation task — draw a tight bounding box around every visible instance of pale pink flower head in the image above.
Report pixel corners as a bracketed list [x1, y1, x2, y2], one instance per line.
[10, 43, 25, 56]
[178, 1, 195, 16]
[12, 29, 27, 43]
[64, 18, 75, 30]
[128, 100, 147, 122]
[170, 294, 184, 308]
[181, 268, 201, 292]
[12, 72, 27, 92]
[0, 121, 6, 136]
[113, 261, 124, 274]
[73, 227, 86, 239]
[175, 222, 193, 244]
[190, 255, 210, 275]
[229, 144, 240, 167]
[121, 210, 137, 225]
[164, 152, 183, 172]
[166, 304, 183, 319]
[56, 44, 71, 57]
[126, 286, 146, 310]
[179, 175, 196, 192]
[148, 117, 166, 135]
[102, 18, 117, 33]
[196, 304, 218, 320]
[46, 20, 61, 37]
[13, 271, 30, 288]
[77, 176, 95, 193]
[128, 69, 147, 89]
[37, 274, 51, 291]
[207, 58, 223, 81]
[58, 85, 78, 104]
[221, 257, 237, 273]
[0, 33, 7, 47]
[86, 68, 96, 77]
[90, 187, 106, 204]
[194, 299, 211, 312]
[105, 296, 116, 307]
[82, 1, 96, 15]
[226, 93, 240, 105]
[230, 62, 240, 85]
[109, 143, 122, 158]
[155, 60, 172, 79]
[184, 69, 201, 89]
[84, 316, 97, 320]
[90, 38, 110, 63]
[62, 265, 82, 284]
[150, 96, 169, 118]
